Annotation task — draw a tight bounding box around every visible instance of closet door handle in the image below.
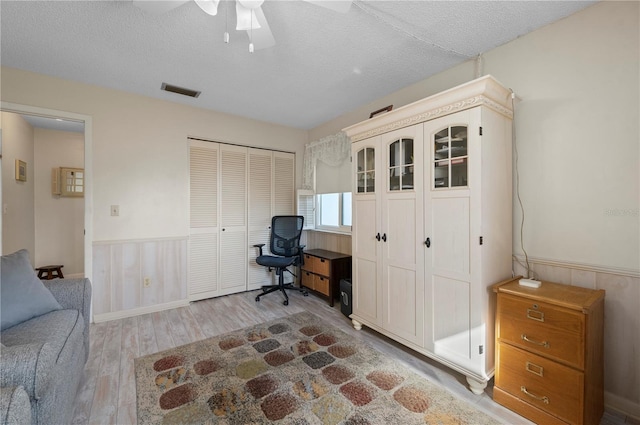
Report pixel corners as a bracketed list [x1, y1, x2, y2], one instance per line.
[375, 233, 381, 241]
[381, 233, 387, 242]
[425, 237, 431, 247]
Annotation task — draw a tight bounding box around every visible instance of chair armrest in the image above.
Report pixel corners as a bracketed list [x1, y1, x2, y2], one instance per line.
[253, 244, 265, 256]
[0, 386, 32, 425]
[42, 278, 91, 361]
[297, 245, 306, 266]
[0, 343, 55, 400]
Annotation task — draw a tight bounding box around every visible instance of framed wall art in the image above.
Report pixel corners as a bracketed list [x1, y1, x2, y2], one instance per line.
[15, 159, 26, 182]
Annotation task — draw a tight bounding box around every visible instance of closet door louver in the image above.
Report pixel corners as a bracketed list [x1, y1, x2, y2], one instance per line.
[219, 144, 248, 296]
[248, 149, 273, 290]
[188, 143, 220, 300]
[273, 152, 294, 216]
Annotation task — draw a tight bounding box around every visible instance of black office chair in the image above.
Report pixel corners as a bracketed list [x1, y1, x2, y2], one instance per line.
[254, 215, 308, 306]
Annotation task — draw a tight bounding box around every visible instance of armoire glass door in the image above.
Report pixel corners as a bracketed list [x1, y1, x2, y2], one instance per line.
[433, 126, 468, 188]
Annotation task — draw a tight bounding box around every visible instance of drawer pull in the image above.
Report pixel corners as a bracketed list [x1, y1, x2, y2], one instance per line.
[521, 334, 549, 348]
[520, 386, 549, 404]
[525, 361, 544, 377]
[526, 309, 545, 322]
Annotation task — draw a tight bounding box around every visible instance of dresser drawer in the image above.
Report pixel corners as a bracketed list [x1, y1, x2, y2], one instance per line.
[497, 294, 585, 369]
[497, 343, 584, 425]
[301, 271, 315, 289]
[314, 275, 330, 296]
[314, 257, 330, 276]
[302, 254, 316, 273]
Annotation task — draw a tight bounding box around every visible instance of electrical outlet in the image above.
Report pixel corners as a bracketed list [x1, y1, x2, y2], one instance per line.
[143, 277, 151, 287]
[110, 205, 120, 216]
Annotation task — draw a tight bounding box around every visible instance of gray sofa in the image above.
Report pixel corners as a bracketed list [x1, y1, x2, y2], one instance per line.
[1, 250, 91, 425]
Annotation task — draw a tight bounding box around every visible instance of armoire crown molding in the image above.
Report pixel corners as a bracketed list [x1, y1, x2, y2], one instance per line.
[345, 75, 513, 143]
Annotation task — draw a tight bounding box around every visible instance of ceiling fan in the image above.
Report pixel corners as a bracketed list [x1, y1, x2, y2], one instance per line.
[133, 0, 352, 51]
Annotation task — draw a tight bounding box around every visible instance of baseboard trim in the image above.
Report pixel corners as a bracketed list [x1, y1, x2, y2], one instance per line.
[605, 391, 640, 421]
[93, 300, 190, 323]
[513, 255, 640, 278]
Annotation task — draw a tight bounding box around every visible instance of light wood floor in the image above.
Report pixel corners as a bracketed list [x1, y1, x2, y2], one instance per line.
[72, 289, 633, 425]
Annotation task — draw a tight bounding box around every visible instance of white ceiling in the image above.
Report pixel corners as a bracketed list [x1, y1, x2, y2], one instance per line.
[1, 0, 595, 130]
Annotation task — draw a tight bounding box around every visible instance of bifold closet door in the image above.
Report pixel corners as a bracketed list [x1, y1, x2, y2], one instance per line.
[188, 141, 220, 301]
[219, 144, 248, 296]
[248, 149, 273, 291]
[247, 150, 295, 290]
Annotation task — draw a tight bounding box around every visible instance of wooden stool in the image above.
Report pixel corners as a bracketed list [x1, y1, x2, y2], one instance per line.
[36, 265, 64, 280]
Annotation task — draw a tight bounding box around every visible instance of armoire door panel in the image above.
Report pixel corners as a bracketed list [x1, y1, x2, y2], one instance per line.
[384, 196, 417, 265]
[430, 196, 470, 280]
[353, 196, 378, 261]
[384, 266, 420, 343]
[353, 257, 379, 324]
[432, 275, 471, 361]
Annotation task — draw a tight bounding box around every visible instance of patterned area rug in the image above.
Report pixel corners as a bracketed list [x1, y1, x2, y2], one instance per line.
[135, 312, 499, 424]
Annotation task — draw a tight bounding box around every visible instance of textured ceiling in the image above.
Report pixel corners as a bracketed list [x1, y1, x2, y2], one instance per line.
[1, 0, 595, 130]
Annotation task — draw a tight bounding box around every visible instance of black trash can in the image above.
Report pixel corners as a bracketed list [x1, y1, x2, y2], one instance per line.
[340, 278, 352, 317]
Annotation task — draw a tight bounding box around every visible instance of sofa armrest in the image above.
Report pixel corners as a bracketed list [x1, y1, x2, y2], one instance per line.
[42, 278, 91, 359]
[0, 343, 54, 400]
[0, 386, 31, 425]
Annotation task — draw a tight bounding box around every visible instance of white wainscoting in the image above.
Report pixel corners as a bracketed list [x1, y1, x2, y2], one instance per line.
[92, 237, 188, 322]
[513, 256, 640, 420]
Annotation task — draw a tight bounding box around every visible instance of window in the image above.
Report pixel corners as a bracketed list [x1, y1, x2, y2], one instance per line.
[316, 192, 352, 233]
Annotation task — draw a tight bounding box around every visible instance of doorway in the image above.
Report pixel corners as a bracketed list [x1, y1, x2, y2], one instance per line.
[0, 102, 92, 280]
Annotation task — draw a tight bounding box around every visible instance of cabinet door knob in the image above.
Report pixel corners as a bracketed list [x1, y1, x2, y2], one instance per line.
[425, 237, 431, 247]
[381, 233, 387, 242]
[376, 233, 381, 241]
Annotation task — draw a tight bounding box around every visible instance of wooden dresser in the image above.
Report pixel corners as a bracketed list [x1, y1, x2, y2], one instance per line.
[493, 277, 605, 425]
[301, 249, 351, 307]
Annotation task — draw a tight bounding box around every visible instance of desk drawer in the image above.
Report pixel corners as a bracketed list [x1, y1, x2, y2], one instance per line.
[497, 294, 585, 368]
[497, 343, 583, 425]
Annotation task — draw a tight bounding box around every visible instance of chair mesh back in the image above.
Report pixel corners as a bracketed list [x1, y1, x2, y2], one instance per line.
[270, 216, 304, 257]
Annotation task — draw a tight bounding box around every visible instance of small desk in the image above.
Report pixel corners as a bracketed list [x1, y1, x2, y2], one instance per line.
[300, 249, 351, 307]
[36, 265, 64, 280]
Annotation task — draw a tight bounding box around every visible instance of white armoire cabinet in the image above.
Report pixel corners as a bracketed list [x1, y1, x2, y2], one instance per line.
[345, 75, 513, 393]
[188, 140, 294, 301]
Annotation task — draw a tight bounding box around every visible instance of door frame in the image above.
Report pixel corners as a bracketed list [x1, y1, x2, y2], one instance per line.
[1, 101, 93, 283]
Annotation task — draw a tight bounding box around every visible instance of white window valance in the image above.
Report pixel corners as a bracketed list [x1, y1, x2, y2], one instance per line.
[302, 131, 351, 190]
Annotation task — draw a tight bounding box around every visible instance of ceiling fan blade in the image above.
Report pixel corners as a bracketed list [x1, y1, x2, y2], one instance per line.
[131, 0, 189, 14]
[194, 0, 220, 16]
[235, 2, 262, 30]
[246, 6, 275, 50]
[304, 0, 352, 13]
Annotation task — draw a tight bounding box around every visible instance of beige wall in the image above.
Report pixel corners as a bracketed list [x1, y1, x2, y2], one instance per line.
[34, 128, 84, 275]
[313, 1, 639, 273]
[0, 68, 308, 243]
[1, 112, 35, 260]
[310, 1, 639, 417]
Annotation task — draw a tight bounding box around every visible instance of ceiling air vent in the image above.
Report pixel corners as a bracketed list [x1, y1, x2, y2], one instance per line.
[161, 82, 201, 98]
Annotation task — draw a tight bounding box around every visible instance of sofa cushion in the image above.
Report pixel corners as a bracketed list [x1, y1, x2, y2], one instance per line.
[0, 310, 82, 365]
[1, 250, 62, 331]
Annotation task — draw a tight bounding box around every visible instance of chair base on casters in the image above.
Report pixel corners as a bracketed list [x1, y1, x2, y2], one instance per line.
[255, 282, 308, 306]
